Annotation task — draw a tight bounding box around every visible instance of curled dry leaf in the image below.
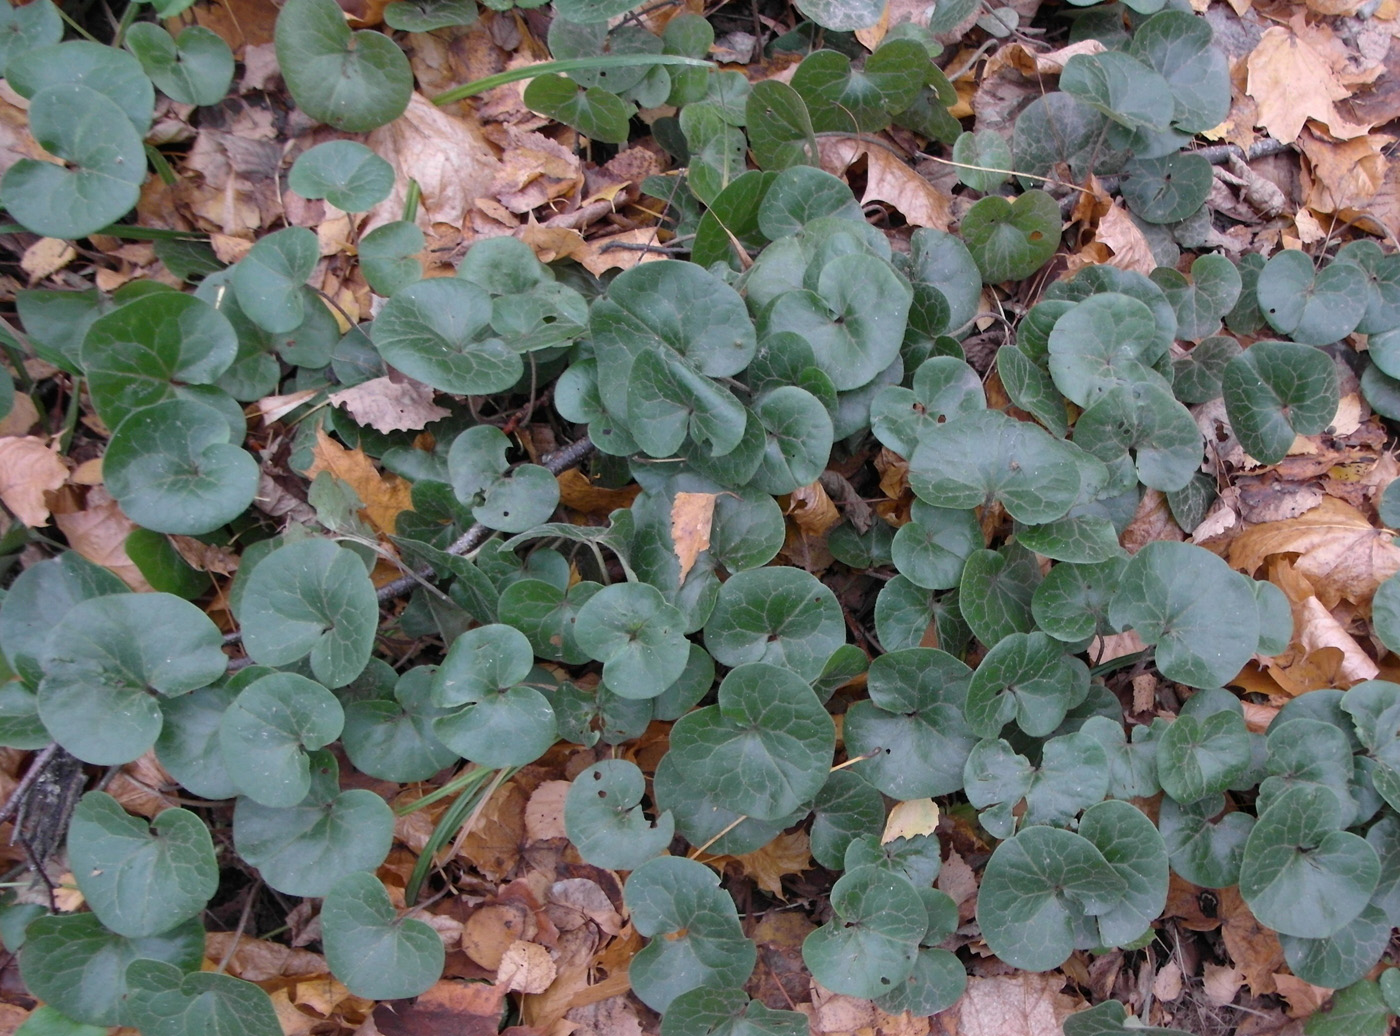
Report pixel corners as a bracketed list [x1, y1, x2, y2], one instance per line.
[0, 436, 67, 526]
[671, 491, 717, 586]
[305, 427, 414, 536]
[733, 829, 812, 899]
[1093, 201, 1157, 276]
[498, 939, 556, 995]
[1297, 595, 1379, 683]
[329, 376, 451, 433]
[789, 481, 842, 539]
[819, 138, 952, 230]
[51, 485, 151, 590]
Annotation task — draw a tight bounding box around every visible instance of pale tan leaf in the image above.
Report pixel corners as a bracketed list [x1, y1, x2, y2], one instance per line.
[254, 388, 318, 426]
[20, 237, 74, 283]
[1095, 201, 1157, 276]
[565, 996, 643, 1036]
[671, 491, 717, 586]
[955, 973, 1077, 1036]
[1301, 130, 1392, 212]
[788, 481, 841, 538]
[1297, 596, 1378, 683]
[305, 427, 414, 535]
[547, 878, 623, 936]
[576, 228, 667, 276]
[0, 436, 66, 526]
[203, 933, 327, 981]
[1153, 961, 1183, 1002]
[882, 798, 939, 842]
[1201, 963, 1245, 1006]
[1246, 24, 1371, 143]
[819, 139, 951, 230]
[52, 486, 150, 590]
[329, 376, 450, 433]
[1273, 973, 1333, 1018]
[498, 939, 556, 995]
[0, 391, 39, 437]
[523, 780, 570, 844]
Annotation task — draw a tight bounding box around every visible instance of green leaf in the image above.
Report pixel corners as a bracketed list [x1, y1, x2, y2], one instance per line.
[38, 592, 225, 765]
[13, 1006, 106, 1036]
[958, 543, 1040, 648]
[121, 960, 281, 1036]
[233, 750, 394, 895]
[844, 648, 976, 798]
[747, 80, 817, 170]
[802, 865, 924, 998]
[907, 409, 1083, 524]
[960, 190, 1060, 283]
[1173, 334, 1242, 404]
[382, 0, 478, 31]
[220, 672, 344, 807]
[1222, 340, 1339, 466]
[1259, 717, 1357, 825]
[661, 988, 807, 1036]
[757, 166, 862, 240]
[342, 667, 459, 782]
[1127, 10, 1229, 133]
[874, 944, 966, 1016]
[1047, 292, 1170, 406]
[1082, 716, 1161, 801]
[680, 101, 747, 205]
[321, 871, 445, 999]
[0, 84, 144, 239]
[1338, 239, 1400, 335]
[891, 501, 981, 591]
[904, 228, 981, 335]
[238, 539, 378, 686]
[68, 791, 217, 938]
[810, 770, 885, 870]
[155, 685, 239, 800]
[1032, 557, 1126, 643]
[1061, 51, 1173, 132]
[749, 386, 835, 495]
[1156, 708, 1251, 804]
[966, 631, 1091, 739]
[565, 759, 674, 870]
[1073, 382, 1201, 492]
[1304, 980, 1392, 1036]
[1257, 250, 1368, 345]
[1119, 152, 1212, 224]
[870, 356, 985, 458]
[1078, 799, 1168, 947]
[0, 0, 61, 78]
[1012, 93, 1107, 184]
[792, 0, 886, 30]
[497, 578, 602, 665]
[359, 220, 423, 297]
[977, 825, 1126, 971]
[7, 41, 153, 134]
[446, 425, 559, 532]
[0, 553, 126, 687]
[1159, 792, 1251, 888]
[1109, 541, 1260, 688]
[125, 24, 233, 107]
[1153, 254, 1241, 341]
[1241, 784, 1380, 938]
[573, 583, 689, 700]
[552, 0, 641, 20]
[874, 577, 969, 655]
[1375, 573, 1400, 656]
[1280, 904, 1391, 989]
[627, 347, 748, 459]
[653, 754, 797, 855]
[790, 41, 926, 134]
[962, 739, 1033, 839]
[951, 131, 1010, 193]
[625, 855, 755, 1012]
[669, 663, 834, 820]
[231, 226, 317, 334]
[703, 568, 844, 682]
[1064, 1000, 1192, 1036]
[275, 0, 411, 131]
[1383, 968, 1400, 1013]
[997, 345, 1069, 437]
[288, 141, 394, 211]
[524, 75, 634, 144]
[759, 253, 912, 391]
[20, 914, 204, 1027]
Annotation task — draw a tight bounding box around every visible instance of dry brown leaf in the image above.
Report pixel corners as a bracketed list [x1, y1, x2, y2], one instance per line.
[305, 427, 414, 536]
[21, 237, 74, 282]
[556, 469, 640, 515]
[455, 781, 526, 881]
[575, 228, 667, 276]
[523, 780, 570, 844]
[0, 436, 66, 526]
[1300, 129, 1392, 212]
[1297, 596, 1378, 683]
[492, 126, 584, 214]
[954, 973, 1077, 1036]
[671, 491, 717, 586]
[373, 979, 506, 1036]
[1202, 963, 1245, 1006]
[1273, 973, 1333, 1017]
[565, 996, 642, 1036]
[204, 933, 327, 981]
[329, 376, 450, 433]
[546, 878, 622, 937]
[51, 486, 151, 590]
[0, 391, 39, 437]
[1218, 885, 1283, 996]
[788, 481, 842, 539]
[733, 830, 812, 899]
[1245, 23, 1372, 143]
[1094, 201, 1157, 276]
[365, 93, 501, 234]
[819, 139, 951, 230]
[498, 940, 556, 995]
[1153, 961, 1184, 1002]
[807, 982, 880, 1034]
[1121, 489, 1185, 553]
[882, 798, 939, 842]
[255, 389, 319, 426]
[937, 849, 978, 919]
[1229, 497, 1400, 607]
[997, 38, 1105, 76]
[463, 902, 534, 971]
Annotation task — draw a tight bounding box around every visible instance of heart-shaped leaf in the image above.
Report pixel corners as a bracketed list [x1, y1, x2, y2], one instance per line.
[1032, 557, 1126, 644]
[958, 544, 1040, 648]
[573, 583, 690, 699]
[383, 0, 478, 30]
[1173, 334, 1242, 404]
[891, 501, 982, 591]
[233, 750, 393, 895]
[1078, 799, 1168, 947]
[625, 855, 756, 1011]
[8, 40, 154, 133]
[871, 356, 985, 458]
[802, 865, 925, 997]
[669, 663, 834, 820]
[1279, 904, 1392, 989]
[446, 425, 559, 532]
[288, 141, 394, 211]
[661, 988, 808, 1036]
[1126, 10, 1229, 133]
[321, 871, 445, 999]
[0, 0, 60, 78]
[565, 759, 674, 870]
[524, 74, 635, 144]
[0, 553, 125, 687]
[1257, 250, 1368, 345]
[703, 567, 844, 681]
[1226, 341, 1342, 468]
[238, 539, 378, 686]
[275, 0, 411, 131]
[1119, 152, 1212, 224]
[747, 80, 817, 170]
[792, 0, 885, 29]
[359, 220, 423, 297]
[68, 791, 217, 938]
[231, 227, 318, 334]
[960, 190, 1060, 283]
[342, 667, 459, 782]
[38, 593, 226, 765]
[1159, 792, 1252, 888]
[220, 673, 344, 807]
[790, 40, 926, 134]
[951, 130, 1011, 193]
[810, 770, 885, 870]
[1061, 51, 1173, 132]
[1047, 292, 1171, 406]
[1338, 239, 1400, 335]
[1073, 382, 1201, 492]
[1153, 254, 1242, 341]
[965, 632, 1091, 738]
[121, 959, 281, 1036]
[1156, 707, 1252, 804]
[125, 24, 233, 107]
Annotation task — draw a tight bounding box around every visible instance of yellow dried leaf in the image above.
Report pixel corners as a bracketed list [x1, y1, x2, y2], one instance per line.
[788, 481, 841, 538]
[671, 491, 717, 586]
[881, 798, 939, 842]
[0, 436, 67, 526]
[1245, 24, 1370, 143]
[305, 427, 413, 536]
[20, 237, 74, 282]
[557, 468, 640, 516]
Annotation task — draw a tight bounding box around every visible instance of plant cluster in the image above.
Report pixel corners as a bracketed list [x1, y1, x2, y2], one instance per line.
[3, 0, 1400, 1032]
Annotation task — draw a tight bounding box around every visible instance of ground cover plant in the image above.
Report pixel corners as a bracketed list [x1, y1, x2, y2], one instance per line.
[1, 0, 1400, 1032]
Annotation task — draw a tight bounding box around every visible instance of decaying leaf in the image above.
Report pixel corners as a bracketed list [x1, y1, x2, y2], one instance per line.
[882, 798, 940, 842]
[0, 436, 67, 526]
[954, 973, 1077, 1036]
[1245, 20, 1372, 143]
[733, 829, 812, 899]
[498, 939, 556, 995]
[305, 427, 414, 536]
[819, 138, 952, 230]
[51, 485, 152, 590]
[671, 491, 717, 586]
[329, 376, 451, 433]
[1296, 596, 1379, 683]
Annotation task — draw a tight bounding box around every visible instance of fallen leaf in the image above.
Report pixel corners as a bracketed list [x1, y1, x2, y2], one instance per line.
[733, 830, 812, 900]
[1121, 489, 1185, 553]
[556, 469, 640, 515]
[329, 376, 451, 433]
[1273, 973, 1333, 1018]
[305, 427, 414, 536]
[671, 491, 717, 586]
[498, 940, 556, 995]
[268, 989, 320, 1036]
[21, 237, 74, 283]
[997, 38, 1105, 76]
[0, 436, 66, 526]
[546, 878, 622, 937]
[0, 391, 39, 437]
[51, 486, 151, 590]
[255, 389, 319, 426]
[1094, 201, 1157, 276]
[1300, 129, 1392, 212]
[807, 982, 880, 1034]
[1297, 596, 1378, 683]
[954, 973, 1077, 1036]
[373, 979, 506, 1036]
[523, 780, 570, 844]
[937, 849, 978, 920]
[463, 902, 534, 971]
[1218, 885, 1283, 997]
[788, 481, 841, 539]
[575, 227, 667, 276]
[455, 781, 526, 882]
[882, 798, 940, 842]
[1229, 497, 1400, 607]
[1153, 961, 1183, 1002]
[204, 933, 328, 982]
[819, 138, 952, 230]
[565, 996, 642, 1036]
[1201, 963, 1245, 1006]
[1246, 23, 1372, 143]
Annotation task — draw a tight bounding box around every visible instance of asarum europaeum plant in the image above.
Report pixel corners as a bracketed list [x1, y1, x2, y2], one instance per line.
[5, 0, 1400, 1032]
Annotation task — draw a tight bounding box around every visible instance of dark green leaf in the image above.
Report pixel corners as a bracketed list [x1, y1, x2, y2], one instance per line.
[275, 0, 411, 131]
[321, 872, 444, 999]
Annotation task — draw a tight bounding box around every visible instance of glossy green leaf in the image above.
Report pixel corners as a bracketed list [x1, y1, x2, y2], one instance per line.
[810, 770, 885, 870]
[1078, 799, 1168, 947]
[0, 0, 61, 78]
[565, 759, 674, 870]
[977, 825, 1126, 971]
[960, 190, 1060, 283]
[653, 753, 797, 856]
[792, 0, 885, 29]
[8, 40, 154, 133]
[12, 1006, 106, 1036]
[891, 501, 981, 591]
[19, 914, 203, 1027]
[747, 80, 817, 170]
[0, 84, 145, 239]
[1257, 250, 1368, 345]
[874, 943, 966, 1016]
[0, 553, 126, 687]
[524, 74, 635, 144]
[1081, 716, 1161, 801]
[125, 24, 233, 107]
[997, 344, 1069, 437]
[703, 567, 844, 681]
[1073, 382, 1200, 492]
[1032, 557, 1126, 643]
[802, 865, 924, 998]
[1280, 904, 1391, 989]
[1047, 292, 1170, 406]
[220, 673, 344, 807]
[155, 685, 239, 801]
[669, 663, 834, 820]
[1240, 785, 1380, 938]
[625, 855, 755, 1012]
[757, 166, 862, 240]
[1338, 239, 1400, 335]
[951, 131, 1011, 193]
[238, 539, 378, 686]
[573, 582, 689, 699]
[1159, 792, 1252, 888]
[1062, 51, 1173, 132]
[497, 578, 602, 665]
[844, 648, 976, 798]
[1153, 254, 1241, 341]
[1119, 152, 1212, 224]
[68, 791, 217, 938]
[1109, 541, 1260, 688]
[446, 425, 559, 532]
[275, 0, 411, 131]
[121, 960, 281, 1036]
[231, 227, 317, 334]
[1156, 708, 1251, 804]
[690, 169, 776, 270]
[958, 544, 1040, 648]
[870, 356, 984, 458]
[288, 141, 394, 211]
[341, 668, 458, 782]
[1172, 334, 1242, 404]
[1304, 980, 1391, 1036]
[1222, 340, 1339, 465]
[965, 631, 1091, 739]
[383, 0, 478, 31]
[660, 988, 807, 1036]
[1127, 10, 1230, 133]
[359, 220, 423, 297]
[1063, 1001, 1191, 1036]
[321, 871, 444, 999]
[749, 386, 835, 495]
[37, 592, 225, 765]
[790, 41, 926, 134]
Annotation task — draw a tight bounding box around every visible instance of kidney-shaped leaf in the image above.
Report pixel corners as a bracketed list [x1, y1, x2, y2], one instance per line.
[275, 0, 411, 131]
[573, 583, 690, 700]
[1222, 340, 1340, 466]
[1256, 248, 1367, 346]
[122, 959, 281, 1036]
[1156, 709, 1252, 804]
[1078, 799, 1168, 947]
[231, 227, 318, 334]
[1159, 792, 1253, 889]
[802, 865, 925, 998]
[373, 276, 521, 396]
[125, 24, 234, 108]
[661, 988, 808, 1036]
[565, 759, 674, 870]
[220, 673, 344, 807]
[960, 190, 1060, 284]
[0, 552, 126, 688]
[966, 632, 1091, 739]
[288, 140, 395, 211]
[703, 567, 845, 681]
[321, 871, 444, 999]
